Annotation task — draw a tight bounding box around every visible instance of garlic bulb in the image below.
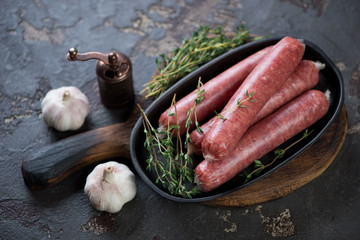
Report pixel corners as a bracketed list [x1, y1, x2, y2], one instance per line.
[84, 161, 137, 213]
[41, 86, 89, 131]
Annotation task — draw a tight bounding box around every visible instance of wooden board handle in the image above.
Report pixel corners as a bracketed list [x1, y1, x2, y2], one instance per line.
[21, 120, 135, 190]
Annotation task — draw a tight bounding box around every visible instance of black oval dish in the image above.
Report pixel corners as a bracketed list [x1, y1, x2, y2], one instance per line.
[130, 37, 344, 202]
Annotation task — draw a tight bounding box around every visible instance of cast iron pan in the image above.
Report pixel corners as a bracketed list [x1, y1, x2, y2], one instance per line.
[130, 37, 344, 202]
[22, 37, 344, 202]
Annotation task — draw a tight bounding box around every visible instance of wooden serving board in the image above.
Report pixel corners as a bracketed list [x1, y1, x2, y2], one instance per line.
[22, 101, 347, 207]
[205, 105, 348, 207]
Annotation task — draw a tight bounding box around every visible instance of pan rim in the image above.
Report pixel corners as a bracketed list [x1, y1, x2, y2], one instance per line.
[130, 36, 344, 203]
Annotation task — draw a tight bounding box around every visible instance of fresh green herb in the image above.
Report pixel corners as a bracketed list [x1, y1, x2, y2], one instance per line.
[240, 129, 314, 183]
[215, 90, 256, 120]
[140, 78, 205, 198]
[143, 25, 256, 98]
[214, 110, 227, 120]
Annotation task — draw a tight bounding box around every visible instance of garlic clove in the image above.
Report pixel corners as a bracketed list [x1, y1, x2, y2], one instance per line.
[41, 86, 89, 131]
[84, 161, 136, 213]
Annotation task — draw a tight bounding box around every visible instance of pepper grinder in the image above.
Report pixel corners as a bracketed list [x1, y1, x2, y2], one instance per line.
[67, 48, 134, 108]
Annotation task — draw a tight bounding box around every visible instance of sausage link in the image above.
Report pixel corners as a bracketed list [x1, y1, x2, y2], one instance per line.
[189, 60, 321, 155]
[253, 60, 322, 123]
[195, 89, 330, 192]
[157, 46, 272, 135]
[201, 36, 305, 161]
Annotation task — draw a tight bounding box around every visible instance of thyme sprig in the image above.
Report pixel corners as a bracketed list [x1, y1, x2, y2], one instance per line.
[143, 25, 255, 98]
[240, 129, 314, 183]
[215, 90, 256, 120]
[140, 78, 205, 198]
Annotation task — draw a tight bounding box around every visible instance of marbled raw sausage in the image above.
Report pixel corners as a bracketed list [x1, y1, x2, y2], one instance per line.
[201, 36, 305, 161]
[189, 60, 323, 155]
[157, 46, 272, 135]
[195, 89, 330, 192]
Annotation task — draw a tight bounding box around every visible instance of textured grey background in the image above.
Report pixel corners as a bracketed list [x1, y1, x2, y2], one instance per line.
[1, 0, 359, 239]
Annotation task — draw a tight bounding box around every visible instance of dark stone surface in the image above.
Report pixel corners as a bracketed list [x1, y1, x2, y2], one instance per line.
[1, 0, 359, 239]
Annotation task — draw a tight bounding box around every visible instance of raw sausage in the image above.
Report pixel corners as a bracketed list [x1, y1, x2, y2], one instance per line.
[195, 89, 330, 192]
[189, 60, 321, 155]
[195, 89, 329, 192]
[189, 60, 323, 155]
[201, 36, 305, 161]
[253, 60, 324, 123]
[201, 37, 305, 161]
[157, 46, 272, 135]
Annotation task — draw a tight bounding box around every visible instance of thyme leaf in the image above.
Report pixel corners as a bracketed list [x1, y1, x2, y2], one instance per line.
[140, 78, 205, 198]
[240, 129, 314, 183]
[143, 25, 256, 98]
[215, 90, 256, 120]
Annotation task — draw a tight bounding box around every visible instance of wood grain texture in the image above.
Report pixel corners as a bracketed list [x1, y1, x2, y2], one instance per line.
[205, 105, 348, 207]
